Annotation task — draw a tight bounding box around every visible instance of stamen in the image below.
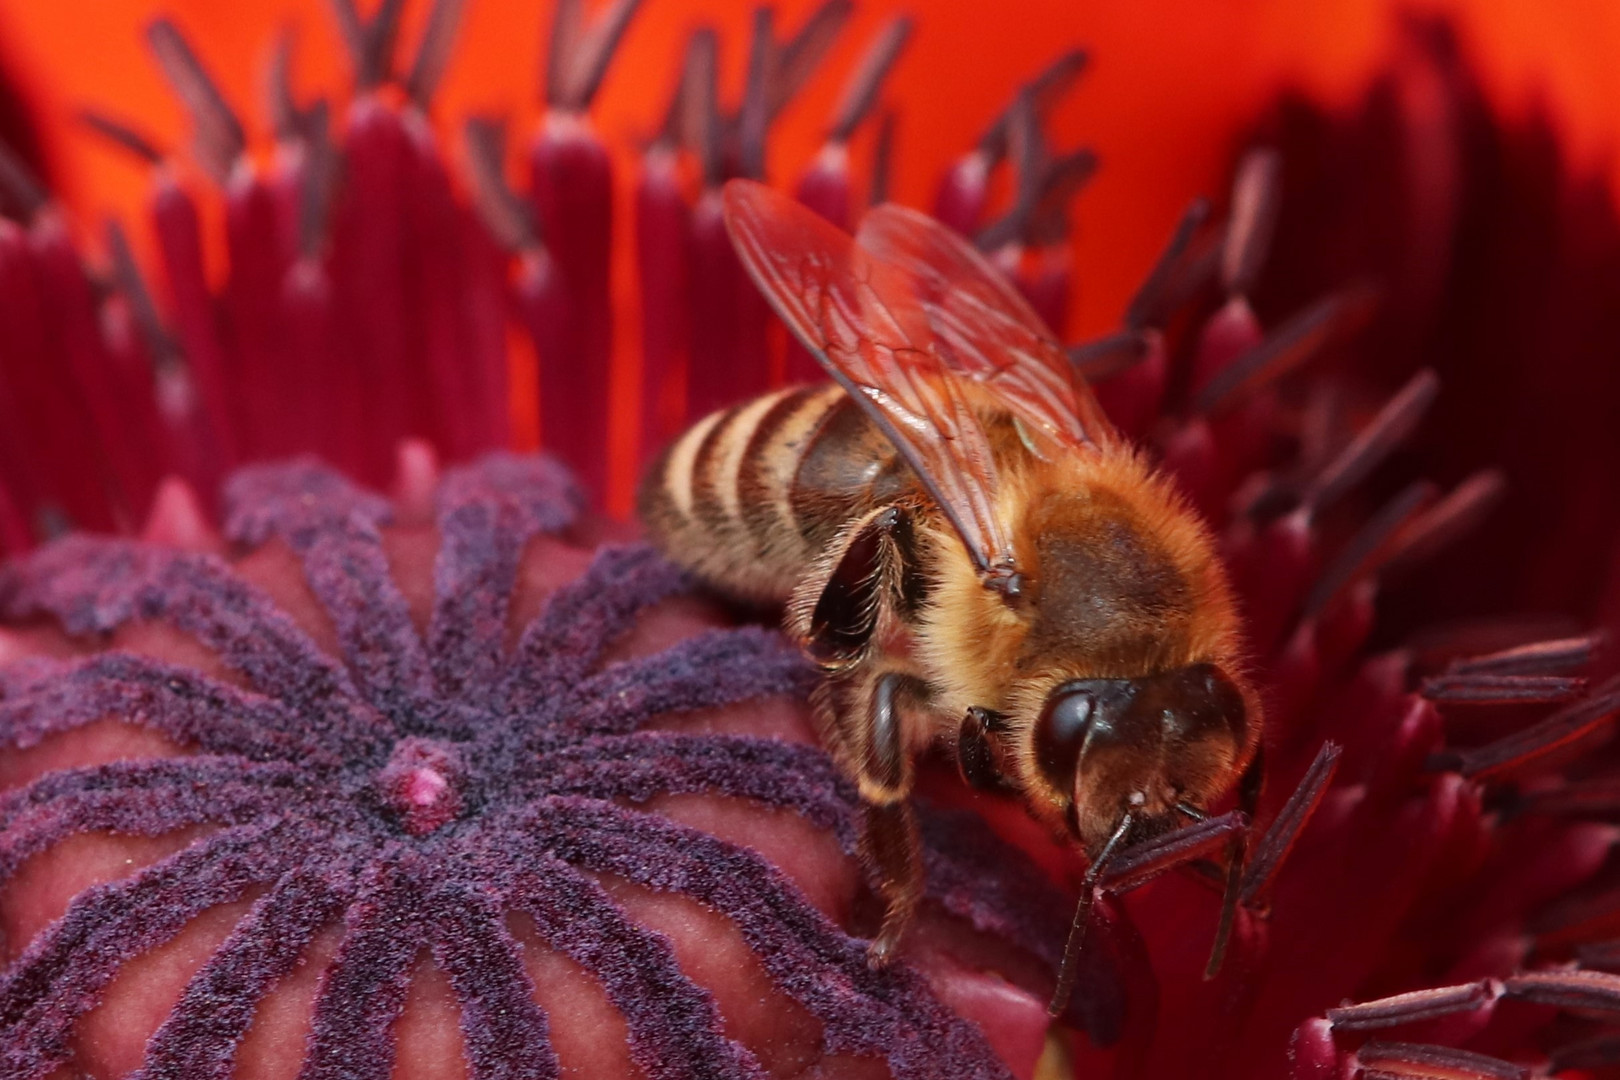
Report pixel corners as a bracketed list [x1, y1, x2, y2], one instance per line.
[1302, 481, 1434, 620]
[523, 81, 616, 508]
[972, 94, 1041, 250]
[1026, 148, 1099, 246]
[686, 28, 723, 188]
[1502, 969, 1620, 1013]
[145, 19, 247, 185]
[1069, 330, 1150, 381]
[556, 0, 644, 113]
[793, 14, 911, 259]
[542, 0, 583, 108]
[737, 8, 774, 181]
[1304, 368, 1440, 517]
[1380, 470, 1507, 575]
[869, 110, 895, 207]
[1513, 774, 1620, 820]
[827, 16, 912, 143]
[406, 0, 471, 112]
[977, 140, 1098, 251]
[1221, 147, 1282, 297]
[78, 111, 165, 164]
[1240, 741, 1342, 905]
[1327, 980, 1498, 1031]
[105, 220, 182, 376]
[0, 139, 47, 221]
[975, 48, 1088, 161]
[222, 160, 299, 459]
[1576, 940, 1620, 971]
[1420, 672, 1587, 705]
[1124, 197, 1210, 331]
[295, 100, 337, 260]
[1552, 1033, 1620, 1072]
[1192, 285, 1378, 415]
[324, 0, 369, 76]
[267, 26, 301, 141]
[767, 0, 855, 122]
[1403, 617, 1586, 673]
[464, 118, 538, 253]
[652, 28, 712, 154]
[1102, 810, 1245, 893]
[1527, 876, 1620, 945]
[1449, 634, 1602, 677]
[1431, 673, 1620, 779]
[358, 0, 407, 91]
[1356, 1040, 1528, 1080]
[149, 170, 235, 467]
[934, 50, 1087, 235]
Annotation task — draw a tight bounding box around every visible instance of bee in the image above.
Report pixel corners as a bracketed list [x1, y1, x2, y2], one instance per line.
[639, 179, 1263, 1013]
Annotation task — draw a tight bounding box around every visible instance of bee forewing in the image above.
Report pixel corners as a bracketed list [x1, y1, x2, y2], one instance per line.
[721, 178, 1017, 577]
[855, 202, 1117, 453]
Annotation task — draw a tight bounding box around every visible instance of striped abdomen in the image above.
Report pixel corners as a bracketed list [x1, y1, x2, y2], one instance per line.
[639, 383, 917, 604]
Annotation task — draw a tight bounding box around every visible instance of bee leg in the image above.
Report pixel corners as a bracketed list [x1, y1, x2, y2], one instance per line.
[798, 504, 922, 668]
[861, 802, 921, 968]
[858, 669, 924, 968]
[957, 706, 1016, 792]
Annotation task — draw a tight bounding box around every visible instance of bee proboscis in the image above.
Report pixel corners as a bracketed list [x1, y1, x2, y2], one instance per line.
[639, 179, 1263, 1014]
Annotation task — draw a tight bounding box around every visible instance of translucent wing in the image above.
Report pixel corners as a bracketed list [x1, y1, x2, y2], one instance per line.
[722, 179, 1017, 578]
[856, 202, 1116, 455]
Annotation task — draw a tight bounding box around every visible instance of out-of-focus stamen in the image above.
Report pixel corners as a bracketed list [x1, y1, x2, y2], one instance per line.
[146, 18, 246, 184]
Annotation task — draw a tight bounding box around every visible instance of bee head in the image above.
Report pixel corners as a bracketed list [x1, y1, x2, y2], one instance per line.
[1033, 663, 1251, 852]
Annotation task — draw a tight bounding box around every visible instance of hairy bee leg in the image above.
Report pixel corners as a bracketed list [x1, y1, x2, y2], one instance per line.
[859, 669, 924, 968]
[797, 503, 925, 667]
[862, 801, 922, 967]
[793, 505, 931, 967]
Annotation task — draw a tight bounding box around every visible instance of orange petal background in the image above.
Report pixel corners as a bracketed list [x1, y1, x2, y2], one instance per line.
[0, 0, 1614, 511]
[4, 0, 1617, 327]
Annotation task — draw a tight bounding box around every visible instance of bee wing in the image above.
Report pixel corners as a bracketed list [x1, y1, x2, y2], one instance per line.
[722, 179, 1017, 577]
[856, 202, 1117, 455]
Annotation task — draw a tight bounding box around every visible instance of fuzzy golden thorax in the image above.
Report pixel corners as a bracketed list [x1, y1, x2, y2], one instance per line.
[915, 446, 1257, 842]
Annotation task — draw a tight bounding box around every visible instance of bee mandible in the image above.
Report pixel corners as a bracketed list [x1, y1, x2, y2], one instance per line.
[639, 179, 1264, 1013]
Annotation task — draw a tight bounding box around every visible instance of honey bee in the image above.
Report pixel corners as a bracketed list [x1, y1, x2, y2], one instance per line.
[639, 179, 1263, 1013]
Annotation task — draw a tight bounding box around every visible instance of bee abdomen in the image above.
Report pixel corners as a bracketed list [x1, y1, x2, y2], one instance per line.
[641, 383, 854, 603]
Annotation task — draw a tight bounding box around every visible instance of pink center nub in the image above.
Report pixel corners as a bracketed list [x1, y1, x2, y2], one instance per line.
[377, 738, 466, 836]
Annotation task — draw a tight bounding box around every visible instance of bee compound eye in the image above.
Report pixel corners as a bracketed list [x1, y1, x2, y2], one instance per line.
[1035, 683, 1100, 790]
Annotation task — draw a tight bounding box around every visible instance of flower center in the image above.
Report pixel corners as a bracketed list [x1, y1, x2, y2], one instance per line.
[377, 738, 466, 836]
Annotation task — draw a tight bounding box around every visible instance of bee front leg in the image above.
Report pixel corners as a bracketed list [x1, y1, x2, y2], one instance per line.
[856, 668, 926, 969]
[791, 503, 931, 965]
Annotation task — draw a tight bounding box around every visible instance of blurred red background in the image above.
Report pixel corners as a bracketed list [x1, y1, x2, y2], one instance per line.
[0, 0, 1615, 525]
[0, 0, 1615, 337]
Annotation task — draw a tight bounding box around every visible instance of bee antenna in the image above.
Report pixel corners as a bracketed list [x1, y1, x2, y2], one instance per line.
[1048, 811, 1133, 1017]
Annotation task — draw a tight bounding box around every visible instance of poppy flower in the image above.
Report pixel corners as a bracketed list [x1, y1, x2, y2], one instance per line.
[2, 3, 1620, 1080]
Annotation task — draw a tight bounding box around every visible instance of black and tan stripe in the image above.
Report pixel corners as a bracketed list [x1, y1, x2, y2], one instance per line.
[639, 382, 915, 606]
